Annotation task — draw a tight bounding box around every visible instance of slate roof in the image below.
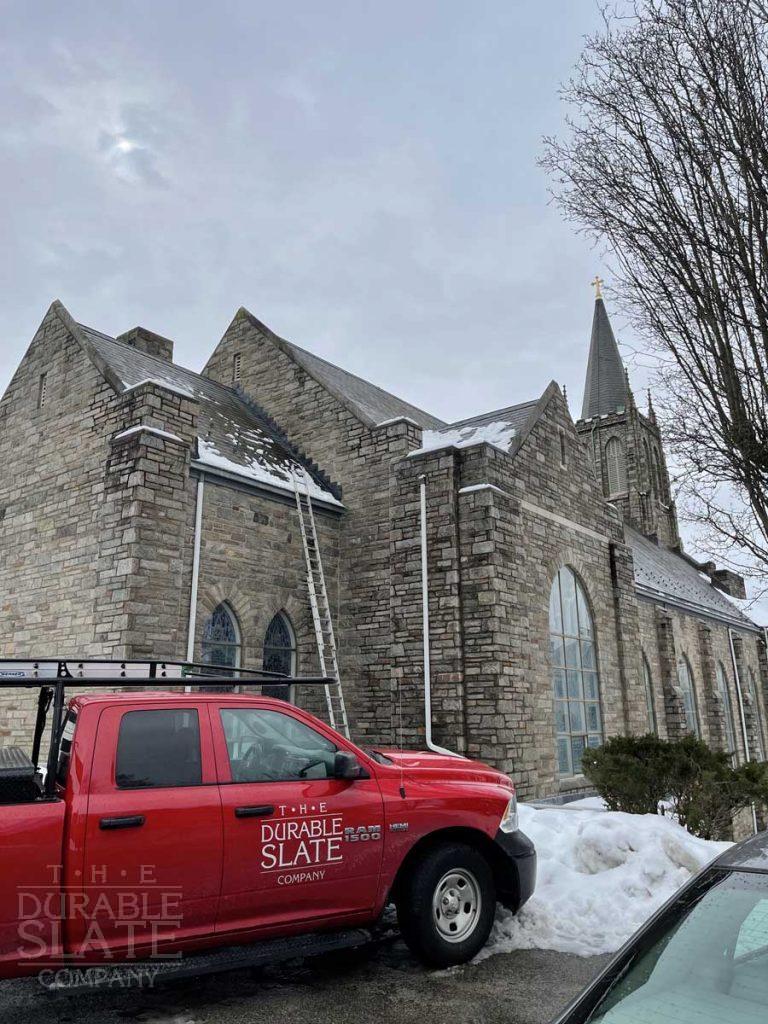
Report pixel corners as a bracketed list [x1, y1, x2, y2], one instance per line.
[239, 310, 446, 430]
[580, 298, 629, 420]
[626, 526, 758, 631]
[76, 324, 343, 507]
[411, 397, 544, 456]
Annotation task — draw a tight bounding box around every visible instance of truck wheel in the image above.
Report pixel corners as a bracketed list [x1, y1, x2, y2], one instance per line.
[396, 842, 496, 967]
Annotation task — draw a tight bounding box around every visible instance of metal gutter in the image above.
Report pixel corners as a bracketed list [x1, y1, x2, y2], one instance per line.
[190, 461, 345, 515]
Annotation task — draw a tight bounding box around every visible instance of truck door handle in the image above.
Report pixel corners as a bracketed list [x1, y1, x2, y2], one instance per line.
[99, 815, 146, 831]
[235, 805, 274, 819]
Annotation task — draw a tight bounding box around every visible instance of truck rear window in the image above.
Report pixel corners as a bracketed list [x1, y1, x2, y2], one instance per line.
[116, 709, 201, 789]
[56, 710, 78, 787]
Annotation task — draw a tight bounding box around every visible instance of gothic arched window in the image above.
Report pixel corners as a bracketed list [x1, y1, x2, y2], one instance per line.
[676, 656, 700, 737]
[747, 669, 765, 761]
[643, 438, 654, 495]
[262, 612, 297, 677]
[201, 603, 241, 670]
[549, 566, 603, 777]
[653, 446, 664, 500]
[605, 437, 627, 496]
[642, 654, 657, 734]
[716, 662, 737, 760]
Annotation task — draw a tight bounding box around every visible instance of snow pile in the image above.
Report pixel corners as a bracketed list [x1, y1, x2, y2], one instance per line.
[483, 803, 731, 959]
[411, 420, 517, 456]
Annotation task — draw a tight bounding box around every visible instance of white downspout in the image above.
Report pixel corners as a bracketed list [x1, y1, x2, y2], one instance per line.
[729, 627, 758, 835]
[185, 478, 205, 686]
[419, 474, 460, 758]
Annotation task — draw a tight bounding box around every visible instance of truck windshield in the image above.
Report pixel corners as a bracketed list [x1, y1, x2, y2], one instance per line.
[584, 869, 768, 1024]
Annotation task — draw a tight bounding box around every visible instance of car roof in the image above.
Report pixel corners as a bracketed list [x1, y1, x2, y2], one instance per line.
[714, 829, 768, 872]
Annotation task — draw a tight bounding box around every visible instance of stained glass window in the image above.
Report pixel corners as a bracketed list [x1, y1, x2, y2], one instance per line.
[550, 567, 603, 777]
[263, 612, 296, 677]
[716, 662, 737, 760]
[676, 656, 700, 737]
[642, 654, 657, 734]
[201, 603, 241, 669]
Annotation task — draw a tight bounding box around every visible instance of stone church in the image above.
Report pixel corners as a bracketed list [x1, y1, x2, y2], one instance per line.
[0, 290, 766, 799]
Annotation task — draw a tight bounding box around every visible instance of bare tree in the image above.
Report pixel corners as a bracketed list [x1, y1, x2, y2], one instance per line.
[543, 0, 768, 584]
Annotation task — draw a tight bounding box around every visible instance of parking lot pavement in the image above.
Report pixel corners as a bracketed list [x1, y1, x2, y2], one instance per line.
[0, 940, 609, 1024]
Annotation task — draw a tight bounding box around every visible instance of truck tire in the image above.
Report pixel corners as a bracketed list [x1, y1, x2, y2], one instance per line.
[396, 842, 496, 967]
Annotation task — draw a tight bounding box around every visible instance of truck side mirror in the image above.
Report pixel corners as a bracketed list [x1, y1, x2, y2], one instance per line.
[334, 751, 368, 780]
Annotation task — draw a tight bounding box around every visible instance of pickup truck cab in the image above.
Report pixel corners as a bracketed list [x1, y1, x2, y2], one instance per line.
[0, 683, 536, 978]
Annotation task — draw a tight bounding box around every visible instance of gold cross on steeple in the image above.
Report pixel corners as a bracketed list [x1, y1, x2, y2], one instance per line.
[591, 275, 604, 299]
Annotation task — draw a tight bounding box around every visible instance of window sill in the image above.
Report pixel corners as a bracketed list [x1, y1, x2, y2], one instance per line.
[557, 773, 593, 794]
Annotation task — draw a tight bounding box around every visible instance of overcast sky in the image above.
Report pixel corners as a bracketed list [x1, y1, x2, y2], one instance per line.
[1, 0, 650, 423]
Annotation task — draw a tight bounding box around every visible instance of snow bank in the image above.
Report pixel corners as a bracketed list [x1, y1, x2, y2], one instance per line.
[482, 803, 731, 959]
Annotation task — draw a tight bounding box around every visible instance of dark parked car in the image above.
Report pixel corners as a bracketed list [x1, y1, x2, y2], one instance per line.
[554, 829, 768, 1024]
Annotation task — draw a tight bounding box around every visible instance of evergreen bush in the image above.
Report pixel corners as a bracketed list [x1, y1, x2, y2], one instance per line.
[581, 734, 768, 840]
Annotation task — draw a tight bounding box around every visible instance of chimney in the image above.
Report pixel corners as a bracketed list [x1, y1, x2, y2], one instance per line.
[117, 326, 174, 362]
[710, 568, 747, 600]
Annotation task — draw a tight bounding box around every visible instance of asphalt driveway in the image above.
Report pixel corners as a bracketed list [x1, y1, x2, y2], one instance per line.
[0, 939, 608, 1024]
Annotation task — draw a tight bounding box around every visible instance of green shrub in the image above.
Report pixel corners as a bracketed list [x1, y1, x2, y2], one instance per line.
[581, 733, 768, 841]
[581, 733, 671, 815]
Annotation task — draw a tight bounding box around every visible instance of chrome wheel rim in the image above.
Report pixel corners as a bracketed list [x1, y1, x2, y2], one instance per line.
[432, 868, 482, 943]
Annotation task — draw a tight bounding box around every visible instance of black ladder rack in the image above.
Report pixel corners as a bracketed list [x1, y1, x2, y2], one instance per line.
[0, 659, 336, 800]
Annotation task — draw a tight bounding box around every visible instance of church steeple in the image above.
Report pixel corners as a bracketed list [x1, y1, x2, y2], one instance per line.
[580, 284, 628, 420]
[575, 279, 680, 550]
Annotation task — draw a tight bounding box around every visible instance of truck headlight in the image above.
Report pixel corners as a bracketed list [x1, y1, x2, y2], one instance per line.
[499, 793, 518, 833]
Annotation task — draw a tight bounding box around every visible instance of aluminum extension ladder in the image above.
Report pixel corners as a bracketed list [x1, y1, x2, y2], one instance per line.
[291, 468, 350, 738]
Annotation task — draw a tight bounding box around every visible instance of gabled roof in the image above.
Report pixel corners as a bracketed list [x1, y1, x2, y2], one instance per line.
[237, 309, 446, 430]
[409, 394, 547, 457]
[626, 526, 758, 631]
[71, 317, 342, 508]
[580, 298, 629, 420]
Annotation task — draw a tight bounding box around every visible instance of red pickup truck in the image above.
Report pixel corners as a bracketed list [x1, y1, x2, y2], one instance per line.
[0, 667, 535, 981]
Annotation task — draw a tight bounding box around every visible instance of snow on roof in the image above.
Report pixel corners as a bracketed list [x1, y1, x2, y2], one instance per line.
[626, 526, 758, 631]
[197, 437, 343, 506]
[409, 399, 540, 457]
[77, 324, 342, 508]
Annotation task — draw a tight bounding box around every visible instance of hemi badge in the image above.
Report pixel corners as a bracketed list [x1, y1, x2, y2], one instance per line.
[389, 823, 409, 832]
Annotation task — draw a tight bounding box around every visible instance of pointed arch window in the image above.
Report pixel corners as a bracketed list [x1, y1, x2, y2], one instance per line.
[263, 612, 297, 677]
[747, 669, 765, 761]
[676, 656, 700, 737]
[605, 437, 627, 496]
[549, 566, 603, 777]
[643, 438, 654, 495]
[202, 603, 241, 669]
[715, 662, 737, 760]
[653, 446, 664, 500]
[642, 654, 657, 734]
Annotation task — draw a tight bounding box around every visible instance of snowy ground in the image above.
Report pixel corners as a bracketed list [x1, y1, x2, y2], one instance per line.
[482, 801, 732, 959]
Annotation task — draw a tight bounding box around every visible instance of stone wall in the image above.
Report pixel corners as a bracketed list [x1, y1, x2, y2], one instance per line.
[390, 386, 645, 799]
[0, 306, 121, 743]
[203, 310, 422, 743]
[636, 599, 768, 761]
[188, 475, 342, 719]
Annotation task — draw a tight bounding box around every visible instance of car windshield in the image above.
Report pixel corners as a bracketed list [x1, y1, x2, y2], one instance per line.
[585, 869, 768, 1024]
